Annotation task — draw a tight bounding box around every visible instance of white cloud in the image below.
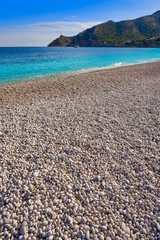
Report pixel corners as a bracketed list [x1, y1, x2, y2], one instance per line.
[0, 21, 101, 46]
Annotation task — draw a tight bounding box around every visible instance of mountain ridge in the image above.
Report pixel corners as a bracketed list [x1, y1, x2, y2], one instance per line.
[48, 11, 160, 47]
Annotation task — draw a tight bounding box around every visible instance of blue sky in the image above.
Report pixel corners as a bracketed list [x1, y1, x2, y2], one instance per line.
[0, 0, 160, 46]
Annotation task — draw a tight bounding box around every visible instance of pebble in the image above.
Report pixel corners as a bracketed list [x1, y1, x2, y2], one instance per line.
[20, 227, 27, 235]
[63, 235, 69, 240]
[154, 221, 160, 231]
[33, 171, 39, 177]
[74, 224, 79, 230]
[19, 236, 24, 240]
[67, 215, 73, 225]
[85, 230, 90, 239]
[101, 225, 107, 231]
[106, 237, 111, 240]
[47, 236, 54, 240]
[76, 216, 82, 222]
[124, 226, 130, 235]
[0, 226, 4, 233]
[121, 222, 126, 231]
[51, 212, 57, 220]
[23, 186, 29, 191]
[115, 237, 120, 240]
[99, 234, 104, 240]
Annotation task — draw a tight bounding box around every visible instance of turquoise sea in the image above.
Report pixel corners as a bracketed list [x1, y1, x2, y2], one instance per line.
[0, 47, 160, 85]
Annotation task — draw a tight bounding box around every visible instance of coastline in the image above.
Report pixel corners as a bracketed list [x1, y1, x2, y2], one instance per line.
[0, 59, 160, 87]
[0, 61, 160, 239]
[0, 45, 160, 85]
[0, 61, 160, 105]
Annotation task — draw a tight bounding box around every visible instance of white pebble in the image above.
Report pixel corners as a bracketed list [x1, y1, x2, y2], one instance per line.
[33, 171, 39, 177]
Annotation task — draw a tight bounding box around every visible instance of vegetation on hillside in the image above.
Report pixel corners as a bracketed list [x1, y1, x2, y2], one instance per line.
[48, 10, 160, 47]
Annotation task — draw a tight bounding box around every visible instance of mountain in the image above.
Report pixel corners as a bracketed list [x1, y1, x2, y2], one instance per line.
[48, 10, 160, 47]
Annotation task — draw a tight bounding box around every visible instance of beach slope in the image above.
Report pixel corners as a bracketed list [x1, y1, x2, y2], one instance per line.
[0, 62, 160, 239]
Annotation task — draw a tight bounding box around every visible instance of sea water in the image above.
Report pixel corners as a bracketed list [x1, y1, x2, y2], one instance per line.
[0, 47, 160, 85]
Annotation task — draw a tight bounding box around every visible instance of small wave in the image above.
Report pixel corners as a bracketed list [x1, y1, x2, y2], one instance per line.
[71, 59, 160, 75]
[111, 62, 123, 67]
[72, 62, 126, 75]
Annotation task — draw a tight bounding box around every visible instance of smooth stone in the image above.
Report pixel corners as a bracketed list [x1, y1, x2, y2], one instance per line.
[115, 237, 120, 240]
[23, 233, 28, 240]
[106, 237, 112, 240]
[100, 192, 105, 196]
[48, 236, 54, 240]
[85, 230, 90, 239]
[30, 227, 35, 233]
[19, 236, 23, 240]
[52, 213, 57, 220]
[67, 215, 73, 224]
[99, 234, 104, 240]
[155, 221, 160, 231]
[74, 224, 79, 230]
[63, 235, 69, 240]
[142, 228, 147, 234]
[29, 205, 34, 210]
[23, 186, 29, 191]
[29, 184, 34, 192]
[4, 218, 11, 224]
[33, 171, 39, 177]
[101, 225, 107, 231]
[101, 180, 105, 187]
[124, 226, 130, 235]
[76, 216, 82, 222]
[121, 222, 126, 231]
[20, 227, 27, 235]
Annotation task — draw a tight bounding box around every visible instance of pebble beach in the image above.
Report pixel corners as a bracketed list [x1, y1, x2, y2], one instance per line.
[0, 62, 160, 240]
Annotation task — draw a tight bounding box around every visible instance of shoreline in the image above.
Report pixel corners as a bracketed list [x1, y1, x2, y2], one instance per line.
[0, 61, 160, 239]
[0, 60, 160, 89]
[0, 59, 160, 87]
[0, 61, 160, 106]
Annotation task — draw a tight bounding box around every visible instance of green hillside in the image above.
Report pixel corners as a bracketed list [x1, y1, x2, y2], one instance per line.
[48, 10, 160, 47]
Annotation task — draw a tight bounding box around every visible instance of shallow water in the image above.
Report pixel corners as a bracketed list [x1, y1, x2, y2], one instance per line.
[0, 47, 160, 85]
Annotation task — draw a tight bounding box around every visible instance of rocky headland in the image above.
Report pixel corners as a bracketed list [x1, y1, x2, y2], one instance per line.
[48, 10, 160, 48]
